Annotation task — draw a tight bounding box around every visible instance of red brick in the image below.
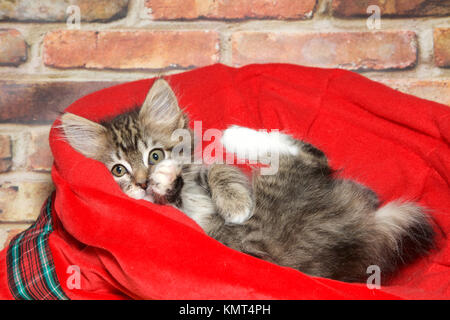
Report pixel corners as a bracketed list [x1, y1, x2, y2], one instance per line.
[0, 135, 12, 172]
[0, 159, 11, 172]
[43, 30, 97, 69]
[232, 31, 417, 71]
[44, 30, 219, 70]
[0, 224, 30, 250]
[0, 81, 122, 123]
[0, 135, 11, 158]
[434, 28, 450, 67]
[27, 129, 53, 172]
[0, 0, 129, 22]
[0, 181, 54, 222]
[379, 79, 450, 106]
[0, 29, 27, 66]
[147, 0, 317, 20]
[332, 0, 450, 17]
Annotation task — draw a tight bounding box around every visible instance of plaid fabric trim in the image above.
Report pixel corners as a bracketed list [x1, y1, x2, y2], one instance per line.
[6, 192, 69, 300]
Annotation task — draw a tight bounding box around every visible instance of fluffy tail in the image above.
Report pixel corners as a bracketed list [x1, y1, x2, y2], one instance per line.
[373, 201, 435, 275]
[221, 125, 300, 160]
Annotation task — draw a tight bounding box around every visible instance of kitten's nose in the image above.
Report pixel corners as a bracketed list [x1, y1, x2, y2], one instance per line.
[137, 181, 148, 190]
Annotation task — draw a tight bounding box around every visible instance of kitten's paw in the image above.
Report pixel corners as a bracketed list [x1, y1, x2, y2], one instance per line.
[150, 160, 181, 196]
[224, 205, 253, 224]
[215, 186, 253, 224]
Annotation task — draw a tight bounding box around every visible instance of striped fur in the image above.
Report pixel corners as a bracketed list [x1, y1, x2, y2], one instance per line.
[60, 79, 435, 283]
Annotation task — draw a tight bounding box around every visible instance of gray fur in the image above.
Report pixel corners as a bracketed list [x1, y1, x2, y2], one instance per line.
[60, 79, 435, 283]
[178, 137, 435, 282]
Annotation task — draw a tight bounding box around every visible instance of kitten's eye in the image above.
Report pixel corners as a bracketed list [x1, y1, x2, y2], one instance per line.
[111, 164, 128, 177]
[148, 148, 165, 165]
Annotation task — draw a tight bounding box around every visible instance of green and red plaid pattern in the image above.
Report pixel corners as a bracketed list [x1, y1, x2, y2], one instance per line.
[6, 192, 68, 300]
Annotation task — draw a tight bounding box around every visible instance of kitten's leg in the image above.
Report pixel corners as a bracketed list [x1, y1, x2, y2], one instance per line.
[221, 125, 328, 168]
[150, 160, 252, 224]
[207, 164, 254, 224]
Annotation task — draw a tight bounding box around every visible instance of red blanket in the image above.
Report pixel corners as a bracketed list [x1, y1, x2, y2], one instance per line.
[1, 63, 449, 299]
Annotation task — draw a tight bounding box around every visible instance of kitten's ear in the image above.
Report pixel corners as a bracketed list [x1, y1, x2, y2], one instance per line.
[139, 78, 186, 131]
[60, 113, 107, 160]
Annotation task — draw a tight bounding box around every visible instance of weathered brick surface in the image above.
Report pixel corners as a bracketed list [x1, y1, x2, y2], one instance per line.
[434, 28, 450, 67]
[0, 29, 27, 66]
[0, 135, 12, 159]
[232, 31, 417, 71]
[27, 129, 53, 172]
[0, 223, 30, 250]
[0, 159, 11, 173]
[0, 135, 12, 172]
[43, 30, 97, 69]
[147, 0, 317, 20]
[0, 180, 54, 222]
[43, 30, 220, 70]
[380, 79, 450, 106]
[0, 81, 122, 124]
[332, 0, 450, 17]
[0, 0, 129, 22]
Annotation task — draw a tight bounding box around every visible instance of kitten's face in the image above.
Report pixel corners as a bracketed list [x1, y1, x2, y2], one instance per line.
[99, 111, 181, 200]
[61, 79, 188, 200]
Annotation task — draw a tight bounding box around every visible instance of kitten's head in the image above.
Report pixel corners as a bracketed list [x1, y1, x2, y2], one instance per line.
[60, 79, 189, 200]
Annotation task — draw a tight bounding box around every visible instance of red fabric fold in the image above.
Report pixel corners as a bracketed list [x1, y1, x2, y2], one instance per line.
[1, 63, 449, 299]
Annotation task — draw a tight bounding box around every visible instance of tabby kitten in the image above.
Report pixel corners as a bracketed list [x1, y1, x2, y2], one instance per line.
[60, 79, 435, 283]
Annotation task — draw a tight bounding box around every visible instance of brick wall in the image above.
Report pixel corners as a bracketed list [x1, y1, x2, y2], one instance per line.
[0, 0, 449, 250]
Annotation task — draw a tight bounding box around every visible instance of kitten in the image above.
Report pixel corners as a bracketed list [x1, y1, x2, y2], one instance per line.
[60, 79, 435, 283]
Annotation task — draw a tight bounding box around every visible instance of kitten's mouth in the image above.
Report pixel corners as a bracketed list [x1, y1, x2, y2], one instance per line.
[145, 174, 183, 205]
[145, 184, 168, 205]
[152, 193, 168, 205]
[148, 192, 169, 205]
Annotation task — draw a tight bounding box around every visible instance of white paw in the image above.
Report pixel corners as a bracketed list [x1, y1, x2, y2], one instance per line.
[150, 160, 181, 196]
[225, 206, 253, 224]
